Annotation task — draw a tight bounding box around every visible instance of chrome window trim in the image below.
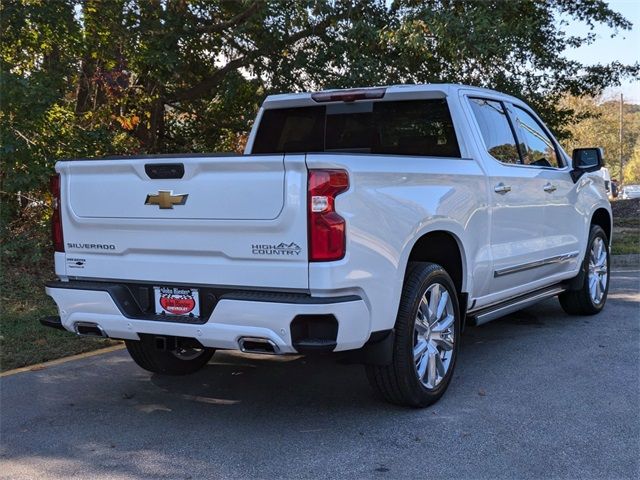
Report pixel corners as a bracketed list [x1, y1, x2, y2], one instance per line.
[510, 104, 567, 170]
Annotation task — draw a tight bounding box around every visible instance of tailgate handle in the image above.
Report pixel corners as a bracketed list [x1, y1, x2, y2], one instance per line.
[145, 163, 185, 179]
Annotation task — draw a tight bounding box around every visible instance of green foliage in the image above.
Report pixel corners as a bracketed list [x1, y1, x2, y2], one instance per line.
[623, 142, 640, 184]
[560, 95, 640, 181]
[1, 0, 638, 227]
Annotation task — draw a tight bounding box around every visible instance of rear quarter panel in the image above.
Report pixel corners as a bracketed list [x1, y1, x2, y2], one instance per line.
[305, 153, 490, 334]
[575, 173, 613, 249]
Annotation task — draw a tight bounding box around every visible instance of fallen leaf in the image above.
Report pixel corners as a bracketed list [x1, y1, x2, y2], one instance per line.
[478, 388, 486, 396]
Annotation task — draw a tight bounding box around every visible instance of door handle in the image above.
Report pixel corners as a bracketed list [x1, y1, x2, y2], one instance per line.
[494, 183, 511, 194]
[543, 183, 557, 193]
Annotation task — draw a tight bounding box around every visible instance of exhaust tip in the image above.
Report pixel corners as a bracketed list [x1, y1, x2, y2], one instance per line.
[74, 322, 107, 338]
[238, 337, 279, 355]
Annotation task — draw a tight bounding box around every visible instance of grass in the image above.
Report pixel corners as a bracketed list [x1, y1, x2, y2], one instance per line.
[0, 263, 117, 372]
[611, 199, 640, 255]
[612, 226, 639, 255]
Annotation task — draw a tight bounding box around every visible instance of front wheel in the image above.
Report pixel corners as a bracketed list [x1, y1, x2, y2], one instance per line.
[559, 225, 610, 316]
[366, 262, 461, 407]
[125, 336, 214, 375]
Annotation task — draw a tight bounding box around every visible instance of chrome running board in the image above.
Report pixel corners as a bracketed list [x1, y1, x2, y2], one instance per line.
[467, 285, 566, 326]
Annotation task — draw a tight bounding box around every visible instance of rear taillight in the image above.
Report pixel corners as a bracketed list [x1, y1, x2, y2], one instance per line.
[308, 169, 349, 261]
[50, 174, 64, 252]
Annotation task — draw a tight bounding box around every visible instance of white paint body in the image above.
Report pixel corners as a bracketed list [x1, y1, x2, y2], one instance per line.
[47, 84, 611, 352]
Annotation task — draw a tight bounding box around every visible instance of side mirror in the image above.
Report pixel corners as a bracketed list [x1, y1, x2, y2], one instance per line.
[571, 148, 603, 182]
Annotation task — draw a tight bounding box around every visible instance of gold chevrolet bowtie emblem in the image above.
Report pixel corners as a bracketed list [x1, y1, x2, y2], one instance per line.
[144, 190, 188, 209]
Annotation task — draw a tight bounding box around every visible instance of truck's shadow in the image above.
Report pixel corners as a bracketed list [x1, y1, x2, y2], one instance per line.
[142, 297, 586, 412]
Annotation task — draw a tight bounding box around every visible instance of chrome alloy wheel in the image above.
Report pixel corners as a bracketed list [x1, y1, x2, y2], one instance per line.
[588, 236, 608, 305]
[413, 283, 455, 390]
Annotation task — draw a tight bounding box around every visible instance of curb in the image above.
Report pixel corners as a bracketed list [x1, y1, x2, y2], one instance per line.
[0, 344, 125, 378]
[612, 254, 640, 268]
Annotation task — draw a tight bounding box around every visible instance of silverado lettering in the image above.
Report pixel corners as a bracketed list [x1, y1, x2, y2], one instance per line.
[66, 243, 116, 250]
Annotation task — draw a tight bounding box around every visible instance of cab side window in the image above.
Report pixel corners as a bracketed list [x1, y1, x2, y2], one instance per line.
[469, 98, 520, 164]
[513, 107, 561, 168]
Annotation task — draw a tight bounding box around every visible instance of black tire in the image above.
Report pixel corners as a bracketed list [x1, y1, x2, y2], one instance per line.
[125, 336, 214, 375]
[559, 225, 610, 316]
[366, 262, 461, 408]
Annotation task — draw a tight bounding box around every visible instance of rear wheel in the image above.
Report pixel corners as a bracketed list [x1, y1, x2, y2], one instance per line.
[366, 262, 461, 407]
[125, 336, 214, 375]
[559, 225, 610, 316]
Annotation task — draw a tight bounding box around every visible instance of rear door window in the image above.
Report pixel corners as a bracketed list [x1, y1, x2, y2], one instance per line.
[468, 98, 521, 164]
[252, 99, 460, 157]
[512, 106, 561, 168]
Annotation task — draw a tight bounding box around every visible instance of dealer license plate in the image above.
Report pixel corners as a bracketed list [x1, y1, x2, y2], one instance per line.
[154, 286, 200, 317]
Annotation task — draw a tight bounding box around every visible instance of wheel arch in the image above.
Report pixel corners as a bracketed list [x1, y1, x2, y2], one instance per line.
[358, 228, 470, 366]
[567, 206, 612, 293]
[590, 207, 612, 244]
[404, 229, 467, 295]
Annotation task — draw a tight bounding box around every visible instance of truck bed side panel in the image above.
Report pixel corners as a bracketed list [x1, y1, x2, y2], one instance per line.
[306, 153, 490, 333]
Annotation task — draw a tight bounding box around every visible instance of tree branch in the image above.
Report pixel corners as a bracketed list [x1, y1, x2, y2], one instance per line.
[196, 2, 260, 34]
[169, 16, 337, 103]
[168, 56, 249, 102]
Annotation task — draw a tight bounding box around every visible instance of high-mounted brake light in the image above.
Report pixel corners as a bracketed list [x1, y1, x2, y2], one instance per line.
[308, 170, 349, 261]
[50, 174, 64, 252]
[311, 88, 386, 103]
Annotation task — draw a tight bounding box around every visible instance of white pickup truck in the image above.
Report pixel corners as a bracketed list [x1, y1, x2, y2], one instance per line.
[43, 84, 611, 407]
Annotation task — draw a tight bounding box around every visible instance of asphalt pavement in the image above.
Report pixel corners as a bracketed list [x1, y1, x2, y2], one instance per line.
[1, 270, 639, 480]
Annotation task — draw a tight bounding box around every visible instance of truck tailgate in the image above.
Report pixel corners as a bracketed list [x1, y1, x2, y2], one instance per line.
[57, 154, 309, 290]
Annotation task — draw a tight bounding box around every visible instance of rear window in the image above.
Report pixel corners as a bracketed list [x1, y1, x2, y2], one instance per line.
[252, 99, 460, 157]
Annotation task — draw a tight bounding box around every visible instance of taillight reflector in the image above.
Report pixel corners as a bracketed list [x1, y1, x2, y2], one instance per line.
[50, 174, 64, 252]
[308, 170, 349, 261]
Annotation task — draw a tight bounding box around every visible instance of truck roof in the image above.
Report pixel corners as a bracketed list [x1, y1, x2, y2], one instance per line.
[262, 83, 523, 109]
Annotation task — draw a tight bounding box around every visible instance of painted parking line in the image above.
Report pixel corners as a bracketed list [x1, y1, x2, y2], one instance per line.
[0, 344, 125, 378]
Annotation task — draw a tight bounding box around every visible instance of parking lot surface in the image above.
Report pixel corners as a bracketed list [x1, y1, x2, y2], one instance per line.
[1, 270, 638, 479]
